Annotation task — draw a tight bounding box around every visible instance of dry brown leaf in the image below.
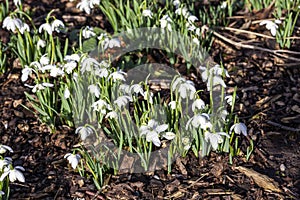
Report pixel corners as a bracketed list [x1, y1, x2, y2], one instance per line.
[235, 166, 282, 193]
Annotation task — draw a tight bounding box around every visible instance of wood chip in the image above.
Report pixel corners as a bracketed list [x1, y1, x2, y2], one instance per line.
[235, 166, 282, 193]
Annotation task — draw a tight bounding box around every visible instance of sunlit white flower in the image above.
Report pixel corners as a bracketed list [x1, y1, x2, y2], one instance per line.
[230, 123, 247, 136]
[168, 101, 177, 110]
[119, 84, 130, 94]
[75, 126, 94, 140]
[200, 65, 229, 90]
[175, 7, 189, 18]
[51, 19, 65, 33]
[220, 1, 227, 9]
[82, 26, 96, 39]
[81, 57, 99, 73]
[21, 66, 33, 82]
[109, 70, 126, 82]
[64, 54, 80, 62]
[114, 95, 132, 108]
[0, 145, 13, 154]
[0, 166, 25, 182]
[130, 84, 144, 96]
[0, 157, 12, 170]
[2, 16, 29, 34]
[95, 67, 109, 78]
[173, 0, 180, 7]
[64, 87, 70, 99]
[224, 95, 233, 106]
[188, 15, 198, 23]
[30, 61, 42, 71]
[160, 15, 173, 32]
[40, 54, 50, 65]
[50, 66, 65, 77]
[92, 99, 111, 114]
[103, 38, 121, 49]
[182, 137, 191, 150]
[25, 83, 53, 93]
[140, 119, 169, 147]
[162, 131, 176, 140]
[259, 19, 281, 37]
[14, 0, 21, 6]
[144, 91, 153, 104]
[64, 153, 81, 169]
[192, 37, 200, 45]
[88, 84, 100, 98]
[39, 23, 52, 35]
[77, 0, 100, 14]
[204, 131, 229, 150]
[0, 191, 4, 196]
[220, 109, 228, 121]
[192, 99, 205, 112]
[186, 113, 212, 130]
[37, 39, 46, 49]
[172, 77, 196, 99]
[142, 9, 153, 18]
[63, 61, 77, 74]
[105, 111, 118, 119]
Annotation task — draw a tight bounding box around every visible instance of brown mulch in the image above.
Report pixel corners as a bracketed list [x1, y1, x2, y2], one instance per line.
[0, 0, 299, 199]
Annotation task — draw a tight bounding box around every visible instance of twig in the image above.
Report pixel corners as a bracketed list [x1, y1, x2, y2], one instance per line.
[203, 26, 300, 61]
[266, 120, 300, 132]
[217, 26, 274, 39]
[86, 191, 105, 200]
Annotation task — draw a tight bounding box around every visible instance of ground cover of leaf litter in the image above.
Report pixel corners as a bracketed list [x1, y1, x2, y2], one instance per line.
[0, 0, 299, 199]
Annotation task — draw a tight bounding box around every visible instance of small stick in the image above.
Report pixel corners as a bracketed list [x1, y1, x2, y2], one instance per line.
[266, 120, 300, 132]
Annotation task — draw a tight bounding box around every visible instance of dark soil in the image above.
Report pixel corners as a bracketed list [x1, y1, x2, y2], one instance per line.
[0, 0, 299, 199]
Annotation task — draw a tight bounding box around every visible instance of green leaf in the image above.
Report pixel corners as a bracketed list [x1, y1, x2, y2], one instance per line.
[82, 37, 97, 53]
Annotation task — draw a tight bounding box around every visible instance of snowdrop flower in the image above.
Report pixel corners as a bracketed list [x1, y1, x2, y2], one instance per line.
[81, 57, 99, 73]
[64, 54, 80, 62]
[220, 109, 228, 121]
[88, 84, 101, 98]
[0, 157, 12, 170]
[95, 67, 109, 78]
[0, 145, 13, 154]
[2, 16, 29, 34]
[224, 95, 233, 106]
[130, 84, 144, 96]
[37, 39, 46, 49]
[25, 83, 54, 93]
[173, 0, 180, 7]
[192, 99, 205, 112]
[30, 61, 42, 71]
[160, 15, 173, 32]
[220, 1, 227, 9]
[0, 166, 25, 183]
[64, 153, 81, 169]
[182, 137, 191, 150]
[77, 0, 100, 14]
[192, 37, 200, 45]
[114, 95, 132, 108]
[140, 119, 169, 147]
[51, 19, 65, 33]
[64, 87, 70, 99]
[144, 91, 153, 104]
[172, 77, 196, 99]
[63, 61, 77, 74]
[162, 131, 176, 140]
[204, 131, 229, 150]
[119, 84, 130, 94]
[168, 101, 177, 110]
[175, 7, 189, 18]
[14, 0, 21, 6]
[186, 113, 212, 130]
[40, 54, 50, 65]
[82, 26, 96, 39]
[103, 38, 121, 49]
[0, 191, 4, 196]
[105, 111, 118, 119]
[200, 65, 229, 90]
[50, 66, 65, 77]
[109, 70, 126, 82]
[21, 66, 33, 82]
[230, 123, 247, 136]
[142, 9, 153, 18]
[75, 126, 94, 140]
[39, 23, 52, 35]
[92, 99, 111, 114]
[259, 19, 281, 37]
[188, 15, 198, 24]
